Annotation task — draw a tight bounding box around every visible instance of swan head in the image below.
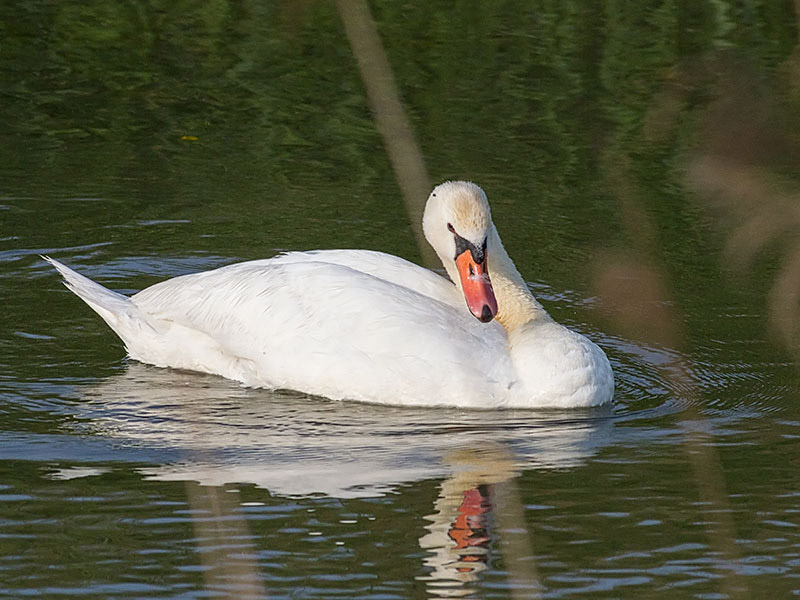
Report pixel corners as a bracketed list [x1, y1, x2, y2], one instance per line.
[423, 181, 499, 323]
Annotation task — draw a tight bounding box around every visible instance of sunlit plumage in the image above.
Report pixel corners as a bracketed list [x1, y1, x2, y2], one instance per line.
[46, 181, 614, 408]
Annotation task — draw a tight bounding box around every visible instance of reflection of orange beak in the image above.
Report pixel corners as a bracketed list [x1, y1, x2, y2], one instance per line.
[455, 250, 498, 323]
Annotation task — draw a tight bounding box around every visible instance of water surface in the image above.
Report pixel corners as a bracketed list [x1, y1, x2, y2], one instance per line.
[2, 1, 800, 598]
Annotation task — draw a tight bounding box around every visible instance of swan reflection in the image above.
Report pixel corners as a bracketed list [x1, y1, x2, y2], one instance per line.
[79, 363, 613, 498]
[418, 446, 520, 597]
[76, 363, 612, 595]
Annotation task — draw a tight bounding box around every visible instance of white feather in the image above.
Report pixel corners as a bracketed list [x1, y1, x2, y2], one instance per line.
[46, 182, 614, 408]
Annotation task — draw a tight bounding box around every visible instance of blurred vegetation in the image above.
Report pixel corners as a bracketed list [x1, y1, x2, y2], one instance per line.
[2, 1, 794, 179]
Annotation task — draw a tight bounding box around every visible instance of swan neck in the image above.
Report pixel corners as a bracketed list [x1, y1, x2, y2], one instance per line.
[486, 226, 549, 333]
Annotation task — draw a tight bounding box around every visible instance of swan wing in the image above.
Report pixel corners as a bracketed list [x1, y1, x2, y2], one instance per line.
[260, 250, 463, 309]
[130, 254, 513, 406]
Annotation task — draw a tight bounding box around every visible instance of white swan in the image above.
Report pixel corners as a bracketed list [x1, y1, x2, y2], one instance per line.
[46, 181, 613, 408]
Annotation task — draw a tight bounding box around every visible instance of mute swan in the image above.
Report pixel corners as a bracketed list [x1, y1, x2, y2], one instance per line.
[45, 181, 613, 408]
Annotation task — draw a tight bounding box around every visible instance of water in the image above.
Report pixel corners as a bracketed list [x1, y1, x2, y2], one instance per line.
[2, 1, 800, 598]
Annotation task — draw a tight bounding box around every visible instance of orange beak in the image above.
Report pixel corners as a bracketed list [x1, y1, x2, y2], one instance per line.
[455, 250, 498, 323]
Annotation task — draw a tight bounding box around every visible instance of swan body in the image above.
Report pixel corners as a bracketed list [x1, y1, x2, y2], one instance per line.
[47, 181, 614, 408]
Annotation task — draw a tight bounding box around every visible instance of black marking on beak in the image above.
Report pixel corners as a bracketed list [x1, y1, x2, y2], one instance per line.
[453, 232, 487, 264]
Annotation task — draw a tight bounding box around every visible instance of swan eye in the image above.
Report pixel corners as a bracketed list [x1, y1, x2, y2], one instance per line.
[447, 223, 455, 233]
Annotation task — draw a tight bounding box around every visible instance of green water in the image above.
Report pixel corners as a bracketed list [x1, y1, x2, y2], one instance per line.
[2, 1, 800, 598]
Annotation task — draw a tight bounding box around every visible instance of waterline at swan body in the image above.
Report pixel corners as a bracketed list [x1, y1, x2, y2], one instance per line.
[46, 181, 614, 408]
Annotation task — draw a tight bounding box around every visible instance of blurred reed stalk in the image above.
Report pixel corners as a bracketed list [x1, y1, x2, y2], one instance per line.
[491, 474, 544, 600]
[674, 40, 800, 598]
[645, 24, 800, 363]
[186, 481, 269, 599]
[688, 157, 800, 356]
[592, 140, 750, 599]
[335, 1, 542, 594]
[594, 12, 800, 596]
[334, 0, 437, 267]
[182, 4, 439, 595]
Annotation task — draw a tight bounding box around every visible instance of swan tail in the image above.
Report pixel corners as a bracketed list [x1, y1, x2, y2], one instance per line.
[43, 256, 155, 352]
